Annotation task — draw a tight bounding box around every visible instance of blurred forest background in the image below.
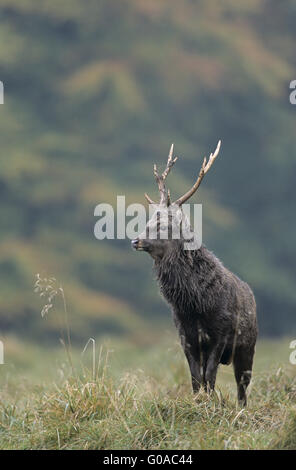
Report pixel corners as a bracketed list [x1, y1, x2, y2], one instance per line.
[0, 0, 296, 349]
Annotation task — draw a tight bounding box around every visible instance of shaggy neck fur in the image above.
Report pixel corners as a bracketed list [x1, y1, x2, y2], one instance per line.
[154, 243, 225, 319]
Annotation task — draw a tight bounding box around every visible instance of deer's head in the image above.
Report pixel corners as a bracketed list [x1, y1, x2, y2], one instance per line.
[132, 140, 221, 261]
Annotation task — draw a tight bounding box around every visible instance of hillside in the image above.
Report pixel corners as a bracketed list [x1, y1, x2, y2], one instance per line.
[0, 0, 296, 342]
[0, 335, 295, 449]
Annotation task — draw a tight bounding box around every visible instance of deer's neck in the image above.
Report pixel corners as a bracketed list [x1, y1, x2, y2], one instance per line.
[154, 245, 223, 314]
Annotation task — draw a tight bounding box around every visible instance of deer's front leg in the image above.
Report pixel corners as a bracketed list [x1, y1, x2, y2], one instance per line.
[204, 341, 225, 392]
[187, 351, 203, 393]
[179, 331, 203, 393]
[173, 313, 203, 392]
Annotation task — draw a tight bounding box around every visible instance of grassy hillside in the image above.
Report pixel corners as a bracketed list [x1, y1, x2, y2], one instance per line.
[0, 335, 295, 449]
[0, 0, 296, 341]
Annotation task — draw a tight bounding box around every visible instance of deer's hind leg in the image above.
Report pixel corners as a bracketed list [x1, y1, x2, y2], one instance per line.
[233, 346, 255, 406]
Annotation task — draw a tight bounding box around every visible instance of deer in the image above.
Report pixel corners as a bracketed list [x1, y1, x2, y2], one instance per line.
[132, 141, 258, 406]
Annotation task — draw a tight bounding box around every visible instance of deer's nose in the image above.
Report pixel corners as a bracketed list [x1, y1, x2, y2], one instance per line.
[131, 239, 139, 249]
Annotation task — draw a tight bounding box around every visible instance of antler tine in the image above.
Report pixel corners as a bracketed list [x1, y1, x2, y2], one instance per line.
[145, 143, 178, 206]
[168, 142, 174, 160]
[162, 143, 178, 180]
[174, 140, 221, 206]
[167, 189, 171, 206]
[144, 164, 161, 205]
[144, 193, 155, 204]
[204, 139, 221, 174]
[154, 163, 167, 205]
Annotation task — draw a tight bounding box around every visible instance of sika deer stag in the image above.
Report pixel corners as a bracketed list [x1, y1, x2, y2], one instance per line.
[132, 141, 257, 406]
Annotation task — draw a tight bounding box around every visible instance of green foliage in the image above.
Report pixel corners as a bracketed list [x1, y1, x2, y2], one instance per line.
[0, 0, 295, 339]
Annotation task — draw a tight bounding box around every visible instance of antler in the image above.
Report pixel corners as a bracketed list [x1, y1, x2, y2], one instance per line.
[145, 143, 178, 206]
[173, 140, 221, 206]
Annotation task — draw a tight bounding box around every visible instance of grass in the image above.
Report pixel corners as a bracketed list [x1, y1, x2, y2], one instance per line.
[0, 334, 295, 450]
[0, 274, 294, 450]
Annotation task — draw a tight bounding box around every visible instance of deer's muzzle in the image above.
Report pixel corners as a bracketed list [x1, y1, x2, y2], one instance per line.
[131, 239, 149, 251]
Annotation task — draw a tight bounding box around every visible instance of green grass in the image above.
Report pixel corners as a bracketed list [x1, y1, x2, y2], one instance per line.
[0, 334, 295, 449]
